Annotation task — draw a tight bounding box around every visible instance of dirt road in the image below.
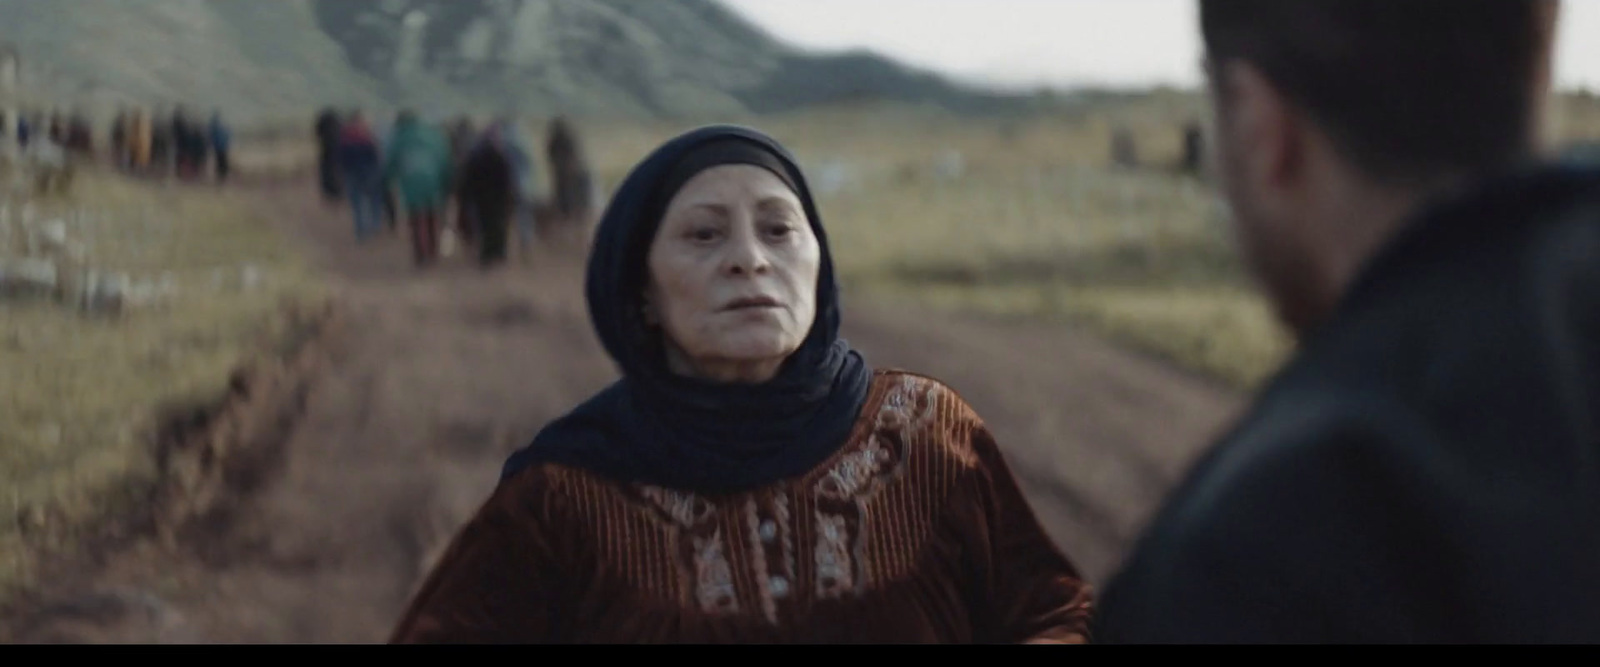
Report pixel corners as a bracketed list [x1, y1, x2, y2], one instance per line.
[1, 175, 1245, 643]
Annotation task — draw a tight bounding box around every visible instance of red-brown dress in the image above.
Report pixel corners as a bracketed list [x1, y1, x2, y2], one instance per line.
[390, 370, 1093, 643]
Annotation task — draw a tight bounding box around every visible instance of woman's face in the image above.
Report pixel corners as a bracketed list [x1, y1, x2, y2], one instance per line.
[645, 164, 821, 384]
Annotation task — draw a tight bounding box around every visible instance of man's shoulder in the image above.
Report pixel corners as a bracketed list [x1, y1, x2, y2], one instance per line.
[1154, 386, 1434, 535]
[1100, 389, 1434, 588]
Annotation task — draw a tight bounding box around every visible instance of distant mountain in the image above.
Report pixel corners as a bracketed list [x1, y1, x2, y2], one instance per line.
[0, 0, 1035, 124]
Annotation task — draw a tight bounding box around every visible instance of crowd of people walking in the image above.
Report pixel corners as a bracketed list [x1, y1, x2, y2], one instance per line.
[0, 104, 232, 184]
[315, 107, 597, 269]
[109, 105, 233, 183]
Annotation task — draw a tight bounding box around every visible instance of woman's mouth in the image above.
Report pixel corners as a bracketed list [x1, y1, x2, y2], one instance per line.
[724, 296, 781, 311]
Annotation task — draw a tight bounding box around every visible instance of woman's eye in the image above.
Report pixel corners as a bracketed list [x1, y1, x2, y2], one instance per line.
[688, 227, 721, 242]
[761, 212, 799, 236]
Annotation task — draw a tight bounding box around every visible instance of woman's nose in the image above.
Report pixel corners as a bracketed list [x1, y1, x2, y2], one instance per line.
[723, 226, 771, 276]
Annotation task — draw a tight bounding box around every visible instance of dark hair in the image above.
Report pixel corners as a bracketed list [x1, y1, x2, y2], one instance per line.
[1201, 0, 1557, 184]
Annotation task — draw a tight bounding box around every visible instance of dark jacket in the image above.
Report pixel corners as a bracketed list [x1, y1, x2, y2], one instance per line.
[316, 110, 342, 151]
[336, 122, 381, 176]
[459, 139, 515, 212]
[1092, 164, 1600, 644]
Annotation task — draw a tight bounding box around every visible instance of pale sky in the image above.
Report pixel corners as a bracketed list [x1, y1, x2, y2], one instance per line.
[721, 0, 1600, 92]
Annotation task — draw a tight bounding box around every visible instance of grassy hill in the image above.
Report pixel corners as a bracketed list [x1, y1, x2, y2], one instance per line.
[0, 0, 1036, 125]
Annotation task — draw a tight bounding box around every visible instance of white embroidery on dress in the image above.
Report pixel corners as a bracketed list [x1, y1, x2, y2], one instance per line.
[639, 485, 716, 527]
[876, 375, 942, 432]
[693, 529, 739, 613]
[814, 512, 855, 598]
[816, 436, 893, 500]
[745, 499, 779, 624]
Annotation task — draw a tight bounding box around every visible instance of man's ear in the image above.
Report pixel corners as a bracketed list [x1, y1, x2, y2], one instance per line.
[1219, 59, 1307, 203]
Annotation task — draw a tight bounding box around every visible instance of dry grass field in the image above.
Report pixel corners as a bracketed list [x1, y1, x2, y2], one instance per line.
[0, 165, 324, 598]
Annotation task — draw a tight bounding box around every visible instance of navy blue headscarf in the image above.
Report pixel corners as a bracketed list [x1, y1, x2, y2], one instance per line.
[500, 125, 873, 495]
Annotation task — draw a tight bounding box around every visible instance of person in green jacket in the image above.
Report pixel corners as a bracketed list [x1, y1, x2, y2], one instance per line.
[383, 110, 454, 266]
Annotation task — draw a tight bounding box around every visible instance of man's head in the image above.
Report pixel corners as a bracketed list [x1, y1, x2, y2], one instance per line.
[1200, 0, 1562, 336]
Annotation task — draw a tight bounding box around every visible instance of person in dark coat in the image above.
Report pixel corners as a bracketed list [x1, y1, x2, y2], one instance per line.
[459, 123, 517, 268]
[48, 112, 65, 146]
[1179, 121, 1204, 175]
[316, 107, 344, 202]
[1091, 0, 1600, 644]
[209, 111, 232, 184]
[189, 115, 210, 179]
[110, 108, 129, 171]
[66, 112, 93, 158]
[151, 107, 173, 177]
[546, 116, 595, 228]
[172, 106, 204, 180]
[16, 112, 31, 148]
[336, 111, 386, 242]
[448, 117, 480, 245]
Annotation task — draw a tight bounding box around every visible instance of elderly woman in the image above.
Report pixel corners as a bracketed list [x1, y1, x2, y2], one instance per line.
[388, 126, 1093, 644]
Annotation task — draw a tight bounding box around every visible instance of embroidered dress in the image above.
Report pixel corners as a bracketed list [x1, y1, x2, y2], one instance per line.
[389, 371, 1093, 643]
